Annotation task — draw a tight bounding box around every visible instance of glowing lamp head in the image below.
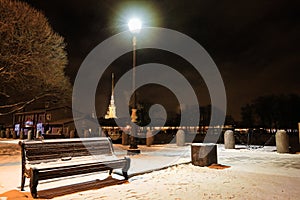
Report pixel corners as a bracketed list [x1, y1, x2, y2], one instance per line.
[128, 18, 142, 34]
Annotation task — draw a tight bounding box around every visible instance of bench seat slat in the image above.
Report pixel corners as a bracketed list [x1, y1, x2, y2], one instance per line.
[24, 144, 111, 152]
[25, 148, 112, 157]
[26, 151, 113, 162]
[24, 143, 111, 150]
[26, 154, 121, 168]
[24, 142, 110, 147]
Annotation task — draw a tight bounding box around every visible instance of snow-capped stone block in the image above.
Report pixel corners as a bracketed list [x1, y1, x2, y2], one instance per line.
[191, 143, 217, 167]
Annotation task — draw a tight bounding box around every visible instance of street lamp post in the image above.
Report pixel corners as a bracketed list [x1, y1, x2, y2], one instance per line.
[127, 18, 142, 155]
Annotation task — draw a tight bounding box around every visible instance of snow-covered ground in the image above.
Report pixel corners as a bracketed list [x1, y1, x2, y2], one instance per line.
[0, 140, 300, 199]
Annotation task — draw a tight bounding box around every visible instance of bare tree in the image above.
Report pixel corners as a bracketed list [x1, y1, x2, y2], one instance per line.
[0, 0, 72, 115]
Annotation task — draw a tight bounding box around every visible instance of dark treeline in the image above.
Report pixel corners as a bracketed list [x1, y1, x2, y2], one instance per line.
[240, 94, 300, 130]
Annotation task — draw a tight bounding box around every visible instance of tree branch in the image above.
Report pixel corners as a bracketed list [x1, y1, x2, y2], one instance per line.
[0, 93, 60, 116]
[0, 91, 10, 98]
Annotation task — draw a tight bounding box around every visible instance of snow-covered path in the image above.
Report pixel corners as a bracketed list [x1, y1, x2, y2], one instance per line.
[1, 140, 300, 199]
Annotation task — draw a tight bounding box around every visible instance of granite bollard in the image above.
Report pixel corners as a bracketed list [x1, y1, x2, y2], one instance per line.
[20, 129, 24, 139]
[224, 130, 235, 149]
[70, 130, 75, 138]
[12, 130, 17, 139]
[275, 130, 289, 153]
[146, 130, 154, 147]
[84, 129, 89, 138]
[0, 130, 4, 138]
[27, 130, 33, 140]
[5, 129, 10, 138]
[176, 129, 185, 146]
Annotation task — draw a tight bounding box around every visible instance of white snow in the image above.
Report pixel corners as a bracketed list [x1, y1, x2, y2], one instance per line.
[1, 141, 300, 199]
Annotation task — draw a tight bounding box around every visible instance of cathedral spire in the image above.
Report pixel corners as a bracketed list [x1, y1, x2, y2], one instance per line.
[111, 73, 115, 97]
[105, 73, 117, 119]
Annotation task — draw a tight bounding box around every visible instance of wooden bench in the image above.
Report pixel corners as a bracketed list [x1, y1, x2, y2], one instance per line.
[19, 137, 130, 198]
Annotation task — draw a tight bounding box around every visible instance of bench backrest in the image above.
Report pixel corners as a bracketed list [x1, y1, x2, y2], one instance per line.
[19, 137, 115, 164]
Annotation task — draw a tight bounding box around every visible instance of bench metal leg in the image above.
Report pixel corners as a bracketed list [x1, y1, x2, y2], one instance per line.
[109, 169, 113, 176]
[122, 171, 129, 180]
[30, 169, 39, 198]
[21, 175, 26, 191]
[122, 157, 131, 180]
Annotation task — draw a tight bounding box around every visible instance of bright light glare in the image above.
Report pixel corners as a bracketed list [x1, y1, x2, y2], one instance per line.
[128, 18, 142, 33]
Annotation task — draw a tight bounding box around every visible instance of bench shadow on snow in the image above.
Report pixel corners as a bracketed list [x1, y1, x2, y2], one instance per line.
[38, 176, 127, 199]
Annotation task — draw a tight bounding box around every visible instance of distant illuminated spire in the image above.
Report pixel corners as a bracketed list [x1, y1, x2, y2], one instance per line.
[105, 73, 117, 119]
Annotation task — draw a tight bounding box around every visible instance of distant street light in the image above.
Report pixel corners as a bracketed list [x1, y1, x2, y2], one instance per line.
[127, 18, 142, 155]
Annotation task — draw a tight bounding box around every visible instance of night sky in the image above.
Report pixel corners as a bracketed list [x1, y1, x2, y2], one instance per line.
[21, 0, 300, 120]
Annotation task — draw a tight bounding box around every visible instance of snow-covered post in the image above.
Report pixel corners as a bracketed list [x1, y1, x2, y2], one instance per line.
[224, 130, 235, 149]
[146, 129, 154, 147]
[275, 130, 289, 153]
[191, 143, 218, 167]
[176, 129, 185, 146]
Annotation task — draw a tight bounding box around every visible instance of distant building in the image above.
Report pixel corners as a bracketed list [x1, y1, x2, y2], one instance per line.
[13, 106, 74, 137]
